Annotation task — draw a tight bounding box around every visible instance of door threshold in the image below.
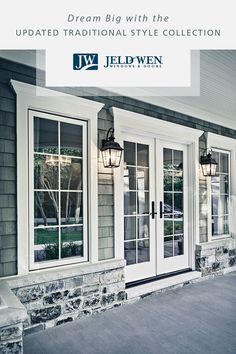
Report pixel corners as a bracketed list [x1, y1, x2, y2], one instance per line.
[126, 270, 201, 300]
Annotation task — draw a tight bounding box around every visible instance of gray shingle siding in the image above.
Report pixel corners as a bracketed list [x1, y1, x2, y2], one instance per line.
[0, 59, 36, 277]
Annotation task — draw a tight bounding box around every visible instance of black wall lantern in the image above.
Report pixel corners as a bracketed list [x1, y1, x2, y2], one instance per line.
[101, 128, 123, 168]
[200, 150, 218, 177]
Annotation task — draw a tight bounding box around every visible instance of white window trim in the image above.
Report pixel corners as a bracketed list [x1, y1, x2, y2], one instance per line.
[11, 80, 104, 276]
[207, 133, 236, 242]
[112, 107, 203, 271]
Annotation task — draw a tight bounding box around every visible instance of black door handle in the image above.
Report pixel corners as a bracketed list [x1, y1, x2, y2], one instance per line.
[151, 201, 157, 219]
[160, 201, 163, 219]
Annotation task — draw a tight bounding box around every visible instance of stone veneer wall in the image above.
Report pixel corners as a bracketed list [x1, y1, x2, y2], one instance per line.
[196, 238, 236, 276]
[9, 263, 125, 335]
[0, 323, 23, 354]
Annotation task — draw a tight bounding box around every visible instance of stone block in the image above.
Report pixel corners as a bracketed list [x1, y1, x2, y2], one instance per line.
[82, 284, 100, 296]
[23, 324, 44, 336]
[0, 324, 22, 342]
[30, 305, 61, 324]
[44, 280, 64, 294]
[68, 287, 82, 298]
[229, 257, 236, 267]
[100, 269, 124, 285]
[229, 249, 236, 257]
[102, 281, 124, 294]
[83, 294, 100, 308]
[65, 298, 83, 313]
[0, 341, 23, 354]
[117, 291, 126, 302]
[101, 293, 116, 306]
[43, 290, 69, 305]
[82, 273, 99, 285]
[16, 285, 44, 304]
[56, 317, 73, 326]
[77, 309, 92, 318]
[64, 276, 83, 289]
[201, 267, 212, 276]
[212, 262, 220, 271]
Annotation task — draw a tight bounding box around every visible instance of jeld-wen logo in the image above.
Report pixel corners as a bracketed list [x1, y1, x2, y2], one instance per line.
[73, 53, 98, 70]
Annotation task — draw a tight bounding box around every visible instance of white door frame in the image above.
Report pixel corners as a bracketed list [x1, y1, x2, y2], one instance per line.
[113, 107, 203, 282]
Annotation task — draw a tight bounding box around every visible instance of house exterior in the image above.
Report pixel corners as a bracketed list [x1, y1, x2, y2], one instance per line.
[0, 51, 236, 353]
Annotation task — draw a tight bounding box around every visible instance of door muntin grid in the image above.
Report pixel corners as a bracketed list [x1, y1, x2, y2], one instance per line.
[124, 141, 150, 265]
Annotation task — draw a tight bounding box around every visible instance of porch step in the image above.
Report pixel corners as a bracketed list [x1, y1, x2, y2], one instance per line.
[126, 271, 202, 300]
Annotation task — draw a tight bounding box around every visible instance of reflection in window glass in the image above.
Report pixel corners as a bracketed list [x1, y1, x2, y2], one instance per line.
[33, 116, 85, 264]
[211, 150, 230, 237]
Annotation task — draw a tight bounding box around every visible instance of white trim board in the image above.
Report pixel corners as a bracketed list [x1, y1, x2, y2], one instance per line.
[11, 80, 104, 276]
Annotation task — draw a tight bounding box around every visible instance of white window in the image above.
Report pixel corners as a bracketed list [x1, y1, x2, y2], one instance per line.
[29, 111, 88, 269]
[210, 149, 230, 238]
[12, 80, 103, 275]
[206, 132, 236, 242]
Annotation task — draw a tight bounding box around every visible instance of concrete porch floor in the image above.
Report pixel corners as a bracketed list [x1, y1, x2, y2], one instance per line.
[24, 272, 236, 354]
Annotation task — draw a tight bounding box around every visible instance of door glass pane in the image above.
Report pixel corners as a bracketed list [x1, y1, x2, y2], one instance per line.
[163, 148, 184, 258]
[124, 241, 136, 265]
[124, 141, 136, 166]
[138, 240, 150, 263]
[124, 217, 136, 240]
[137, 144, 149, 167]
[123, 141, 150, 266]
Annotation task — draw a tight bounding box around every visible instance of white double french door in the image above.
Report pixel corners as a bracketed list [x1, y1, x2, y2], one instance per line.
[123, 134, 189, 283]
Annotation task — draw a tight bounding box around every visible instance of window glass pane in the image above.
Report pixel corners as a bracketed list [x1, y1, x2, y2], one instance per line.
[61, 226, 83, 258]
[34, 228, 59, 262]
[124, 191, 136, 215]
[164, 236, 173, 258]
[60, 122, 83, 157]
[61, 192, 83, 225]
[137, 144, 149, 167]
[34, 117, 58, 154]
[124, 241, 136, 265]
[124, 141, 136, 166]
[124, 216, 136, 240]
[124, 166, 136, 191]
[138, 239, 149, 263]
[34, 154, 59, 190]
[61, 159, 83, 190]
[137, 168, 149, 190]
[138, 216, 149, 239]
[34, 191, 59, 226]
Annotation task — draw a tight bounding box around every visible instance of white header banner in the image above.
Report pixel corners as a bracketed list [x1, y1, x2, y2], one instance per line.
[0, 0, 234, 88]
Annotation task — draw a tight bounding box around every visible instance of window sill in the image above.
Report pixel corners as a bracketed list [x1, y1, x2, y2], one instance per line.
[196, 236, 236, 250]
